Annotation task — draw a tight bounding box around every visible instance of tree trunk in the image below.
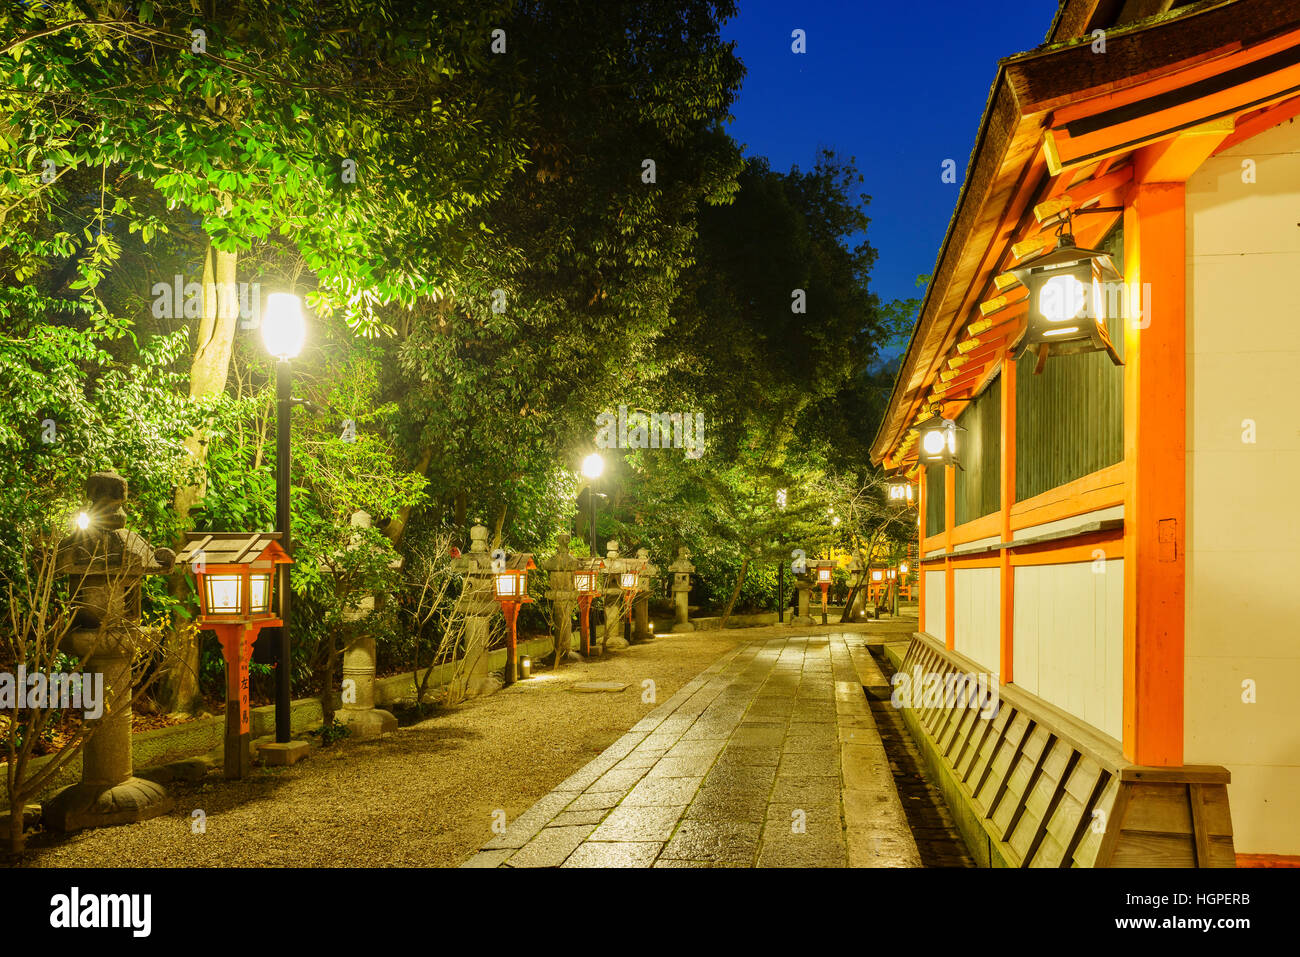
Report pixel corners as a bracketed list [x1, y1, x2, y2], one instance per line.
[383, 446, 433, 547]
[7, 793, 24, 856]
[719, 556, 749, 630]
[162, 242, 240, 715]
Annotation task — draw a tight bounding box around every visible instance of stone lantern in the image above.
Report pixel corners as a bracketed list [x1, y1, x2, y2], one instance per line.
[332, 511, 398, 739]
[791, 561, 817, 627]
[601, 540, 629, 650]
[44, 471, 176, 832]
[541, 533, 580, 665]
[449, 524, 501, 696]
[668, 547, 695, 633]
[848, 555, 867, 620]
[632, 547, 658, 644]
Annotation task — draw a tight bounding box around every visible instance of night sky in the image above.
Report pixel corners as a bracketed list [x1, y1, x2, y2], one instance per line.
[722, 0, 1058, 313]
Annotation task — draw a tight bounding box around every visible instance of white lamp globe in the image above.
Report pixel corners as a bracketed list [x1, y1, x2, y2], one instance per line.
[581, 453, 605, 479]
[1038, 274, 1086, 323]
[262, 293, 306, 359]
[922, 429, 946, 456]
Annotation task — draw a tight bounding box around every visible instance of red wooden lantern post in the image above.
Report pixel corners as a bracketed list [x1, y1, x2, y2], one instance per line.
[493, 554, 536, 686]
[177, 533, 292, 779]
[813, 560, 835, 625]
[618, 562, 644, 630]
[574, 560, 604, 657]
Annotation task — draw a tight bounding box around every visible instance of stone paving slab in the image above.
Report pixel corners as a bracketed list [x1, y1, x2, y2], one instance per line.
[465, 633, 922, 868]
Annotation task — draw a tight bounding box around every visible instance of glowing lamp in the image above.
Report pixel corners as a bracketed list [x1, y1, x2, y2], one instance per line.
[1010, 231, 1122, 372]
[871, 569, 883, 583]
[581, 453, 605, 479]
[886, 472, 915, 504]
[178, 533, 289, 625]
[918, 416, 963, 469]
[620, 571, 638, 590]
[493, 567, 529, 599]
[262, 293, 306, 360]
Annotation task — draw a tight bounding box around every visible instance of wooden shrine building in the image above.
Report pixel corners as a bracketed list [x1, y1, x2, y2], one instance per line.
[872, 0, 1300, 867]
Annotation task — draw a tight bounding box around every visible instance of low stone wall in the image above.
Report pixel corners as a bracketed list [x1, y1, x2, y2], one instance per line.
[13, 635, 556, 801]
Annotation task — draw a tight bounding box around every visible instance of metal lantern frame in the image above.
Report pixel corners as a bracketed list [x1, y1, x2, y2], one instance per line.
[1010, 227, 1123, 374]
[917, 415, 965, 470]
[886, 470, 916, 505]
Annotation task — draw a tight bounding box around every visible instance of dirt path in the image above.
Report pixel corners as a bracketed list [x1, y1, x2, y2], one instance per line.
[19, 630, 745, 868]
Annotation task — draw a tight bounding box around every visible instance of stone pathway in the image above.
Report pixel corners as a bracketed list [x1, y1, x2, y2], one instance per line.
[464, 633, 922, 867]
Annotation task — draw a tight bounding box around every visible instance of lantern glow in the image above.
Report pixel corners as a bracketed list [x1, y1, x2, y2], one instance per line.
[262, 293, 306, 360]
[1011, 230, 1122, 372]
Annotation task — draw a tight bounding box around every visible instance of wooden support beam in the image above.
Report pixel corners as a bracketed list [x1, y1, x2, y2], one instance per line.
[999, 355, 1016, 686]
[1122, 182, 1186, 767]
[945, 465, 956, 650]
[1212, 92, 1300, 154]
[1135, 118, 1235, 183]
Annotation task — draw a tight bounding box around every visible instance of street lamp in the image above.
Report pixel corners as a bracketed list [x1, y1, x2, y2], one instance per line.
[580, 452, 605, 558]
[262, 292, 305, 746]
[1010, 223, 1123, 373]
[776, 489, 787, 623]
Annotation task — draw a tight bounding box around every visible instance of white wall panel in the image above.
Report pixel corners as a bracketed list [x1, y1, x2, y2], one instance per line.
[1185, 117, 1300, 855]
[1012, 560, 1123, 741]
[923, 569, 946, 644]
[953, 567, 1000, 676]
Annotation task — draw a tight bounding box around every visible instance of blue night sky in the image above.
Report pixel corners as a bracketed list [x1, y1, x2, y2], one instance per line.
[721, 0, 1059, 312]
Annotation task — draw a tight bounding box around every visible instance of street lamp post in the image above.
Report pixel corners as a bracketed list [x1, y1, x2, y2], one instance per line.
[581, 453, 604, 558]
[262, 293, 305, 751]
[580, 453, 605, 638]
[776, 488, 787, 624]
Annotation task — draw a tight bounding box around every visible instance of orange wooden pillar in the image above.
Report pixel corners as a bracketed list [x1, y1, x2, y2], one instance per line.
[999, 356, 1016, 684]
[1122, 182, 1186, 767]
[944, 463, 956, 650]
[918, 462, 927, 635]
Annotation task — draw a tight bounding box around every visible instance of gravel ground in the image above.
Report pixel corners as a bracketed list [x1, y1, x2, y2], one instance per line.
[17, 629, 747, 868]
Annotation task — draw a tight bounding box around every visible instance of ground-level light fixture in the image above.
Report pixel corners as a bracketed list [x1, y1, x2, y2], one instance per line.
[177, 532, 292, 780]
[575, 559, 603, 657]
[1010, 225, 1122, 373]
[492, 553, 535, 686]
[812, 560, 835, 625]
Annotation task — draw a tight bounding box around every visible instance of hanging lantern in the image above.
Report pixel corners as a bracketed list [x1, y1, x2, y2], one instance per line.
[886, 471, 915, 504]
[918, 416, 964, 469]
[1010, 227, 1123, 373]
